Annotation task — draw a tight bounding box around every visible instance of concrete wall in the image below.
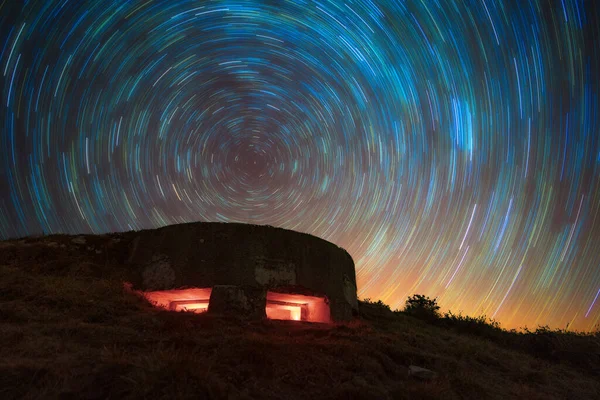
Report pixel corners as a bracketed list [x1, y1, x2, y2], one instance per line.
[124, 222, 358, 321]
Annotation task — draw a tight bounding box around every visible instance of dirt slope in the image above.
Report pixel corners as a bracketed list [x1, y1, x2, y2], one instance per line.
[1, 234, 599, 399]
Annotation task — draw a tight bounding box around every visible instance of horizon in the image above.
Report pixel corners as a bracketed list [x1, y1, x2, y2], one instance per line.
[1, 0, 599, 332]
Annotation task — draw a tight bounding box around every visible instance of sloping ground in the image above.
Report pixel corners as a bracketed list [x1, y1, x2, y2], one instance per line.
[1, 235, 599, 399]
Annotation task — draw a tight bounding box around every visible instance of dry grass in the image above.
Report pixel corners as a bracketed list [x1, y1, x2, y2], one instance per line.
[1, 235, 599, 399]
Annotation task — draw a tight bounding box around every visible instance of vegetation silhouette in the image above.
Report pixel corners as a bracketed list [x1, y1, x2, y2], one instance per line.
[361, 294, 600, 374]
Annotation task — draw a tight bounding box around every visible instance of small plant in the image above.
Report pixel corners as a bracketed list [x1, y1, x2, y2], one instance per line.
[403, 294, 440, 321]
[362, 297, 392, 311]
[443, 311, 502, 329]
[440, 311, 505, 341]
[359, 297, 395, 321]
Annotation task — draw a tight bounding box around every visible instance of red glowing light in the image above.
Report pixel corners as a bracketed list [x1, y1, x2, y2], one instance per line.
[169, 300, 210, 313]
[266, 301, 303, 321]
[266, 292, 330, 323]
[133, 285, 331, 323]
[140, 287, 212, 314]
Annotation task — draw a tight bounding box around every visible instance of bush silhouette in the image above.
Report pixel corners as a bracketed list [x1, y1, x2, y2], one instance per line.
[403, 294, 441, 320]
[359, 297, 395, 321]
[362, 297, 391, 312]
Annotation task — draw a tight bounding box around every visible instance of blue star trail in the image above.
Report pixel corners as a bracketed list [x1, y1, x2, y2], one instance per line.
[1, 0, 599, 331]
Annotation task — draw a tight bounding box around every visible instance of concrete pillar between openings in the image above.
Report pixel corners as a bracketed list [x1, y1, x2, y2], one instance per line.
[207, 285, 266, 319]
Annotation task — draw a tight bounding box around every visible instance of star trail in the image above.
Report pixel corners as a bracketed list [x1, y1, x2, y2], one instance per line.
[1, 0, 599, 331]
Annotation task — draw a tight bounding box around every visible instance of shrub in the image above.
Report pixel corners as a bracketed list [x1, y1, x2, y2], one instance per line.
[360, 298, 392, 313]
[358, 298, 395, 321]
[440, 311, 506, 342]
[362, 298, 391, 311]
[443, 311, 501, 329]
[403, 294, 440, 321]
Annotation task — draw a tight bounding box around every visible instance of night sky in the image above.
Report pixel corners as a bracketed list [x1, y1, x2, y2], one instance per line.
[1, 0, 599, 331]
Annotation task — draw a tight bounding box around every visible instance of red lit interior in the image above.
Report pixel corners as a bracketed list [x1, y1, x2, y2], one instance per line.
[136, 286, 330, 323]
[266, 291, 331, 323]
[141, 287, 212, 313]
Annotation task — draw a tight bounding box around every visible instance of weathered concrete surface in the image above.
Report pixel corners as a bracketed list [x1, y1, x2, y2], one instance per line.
[123, 222, 358, 321]
[141, 254, 175, 290]
[208, 285, 267, 319]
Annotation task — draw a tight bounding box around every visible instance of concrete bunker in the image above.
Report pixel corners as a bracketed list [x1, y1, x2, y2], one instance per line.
[125, 222, 358, 323]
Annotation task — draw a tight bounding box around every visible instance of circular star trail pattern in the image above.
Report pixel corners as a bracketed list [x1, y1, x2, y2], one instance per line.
[1, 0, 599, 330]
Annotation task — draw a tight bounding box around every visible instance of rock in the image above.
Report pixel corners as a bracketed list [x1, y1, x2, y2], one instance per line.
[69, 262, 94, 277]
[351, 376, 369, 388]
[142, 255, 175, 290]
[71, 236, 86, 245]
[208, 285, 266, 319]
[408, 365, 437, 381]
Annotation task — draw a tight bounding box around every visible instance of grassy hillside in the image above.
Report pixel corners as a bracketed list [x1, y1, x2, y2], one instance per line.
[1, 234, 599, 399]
